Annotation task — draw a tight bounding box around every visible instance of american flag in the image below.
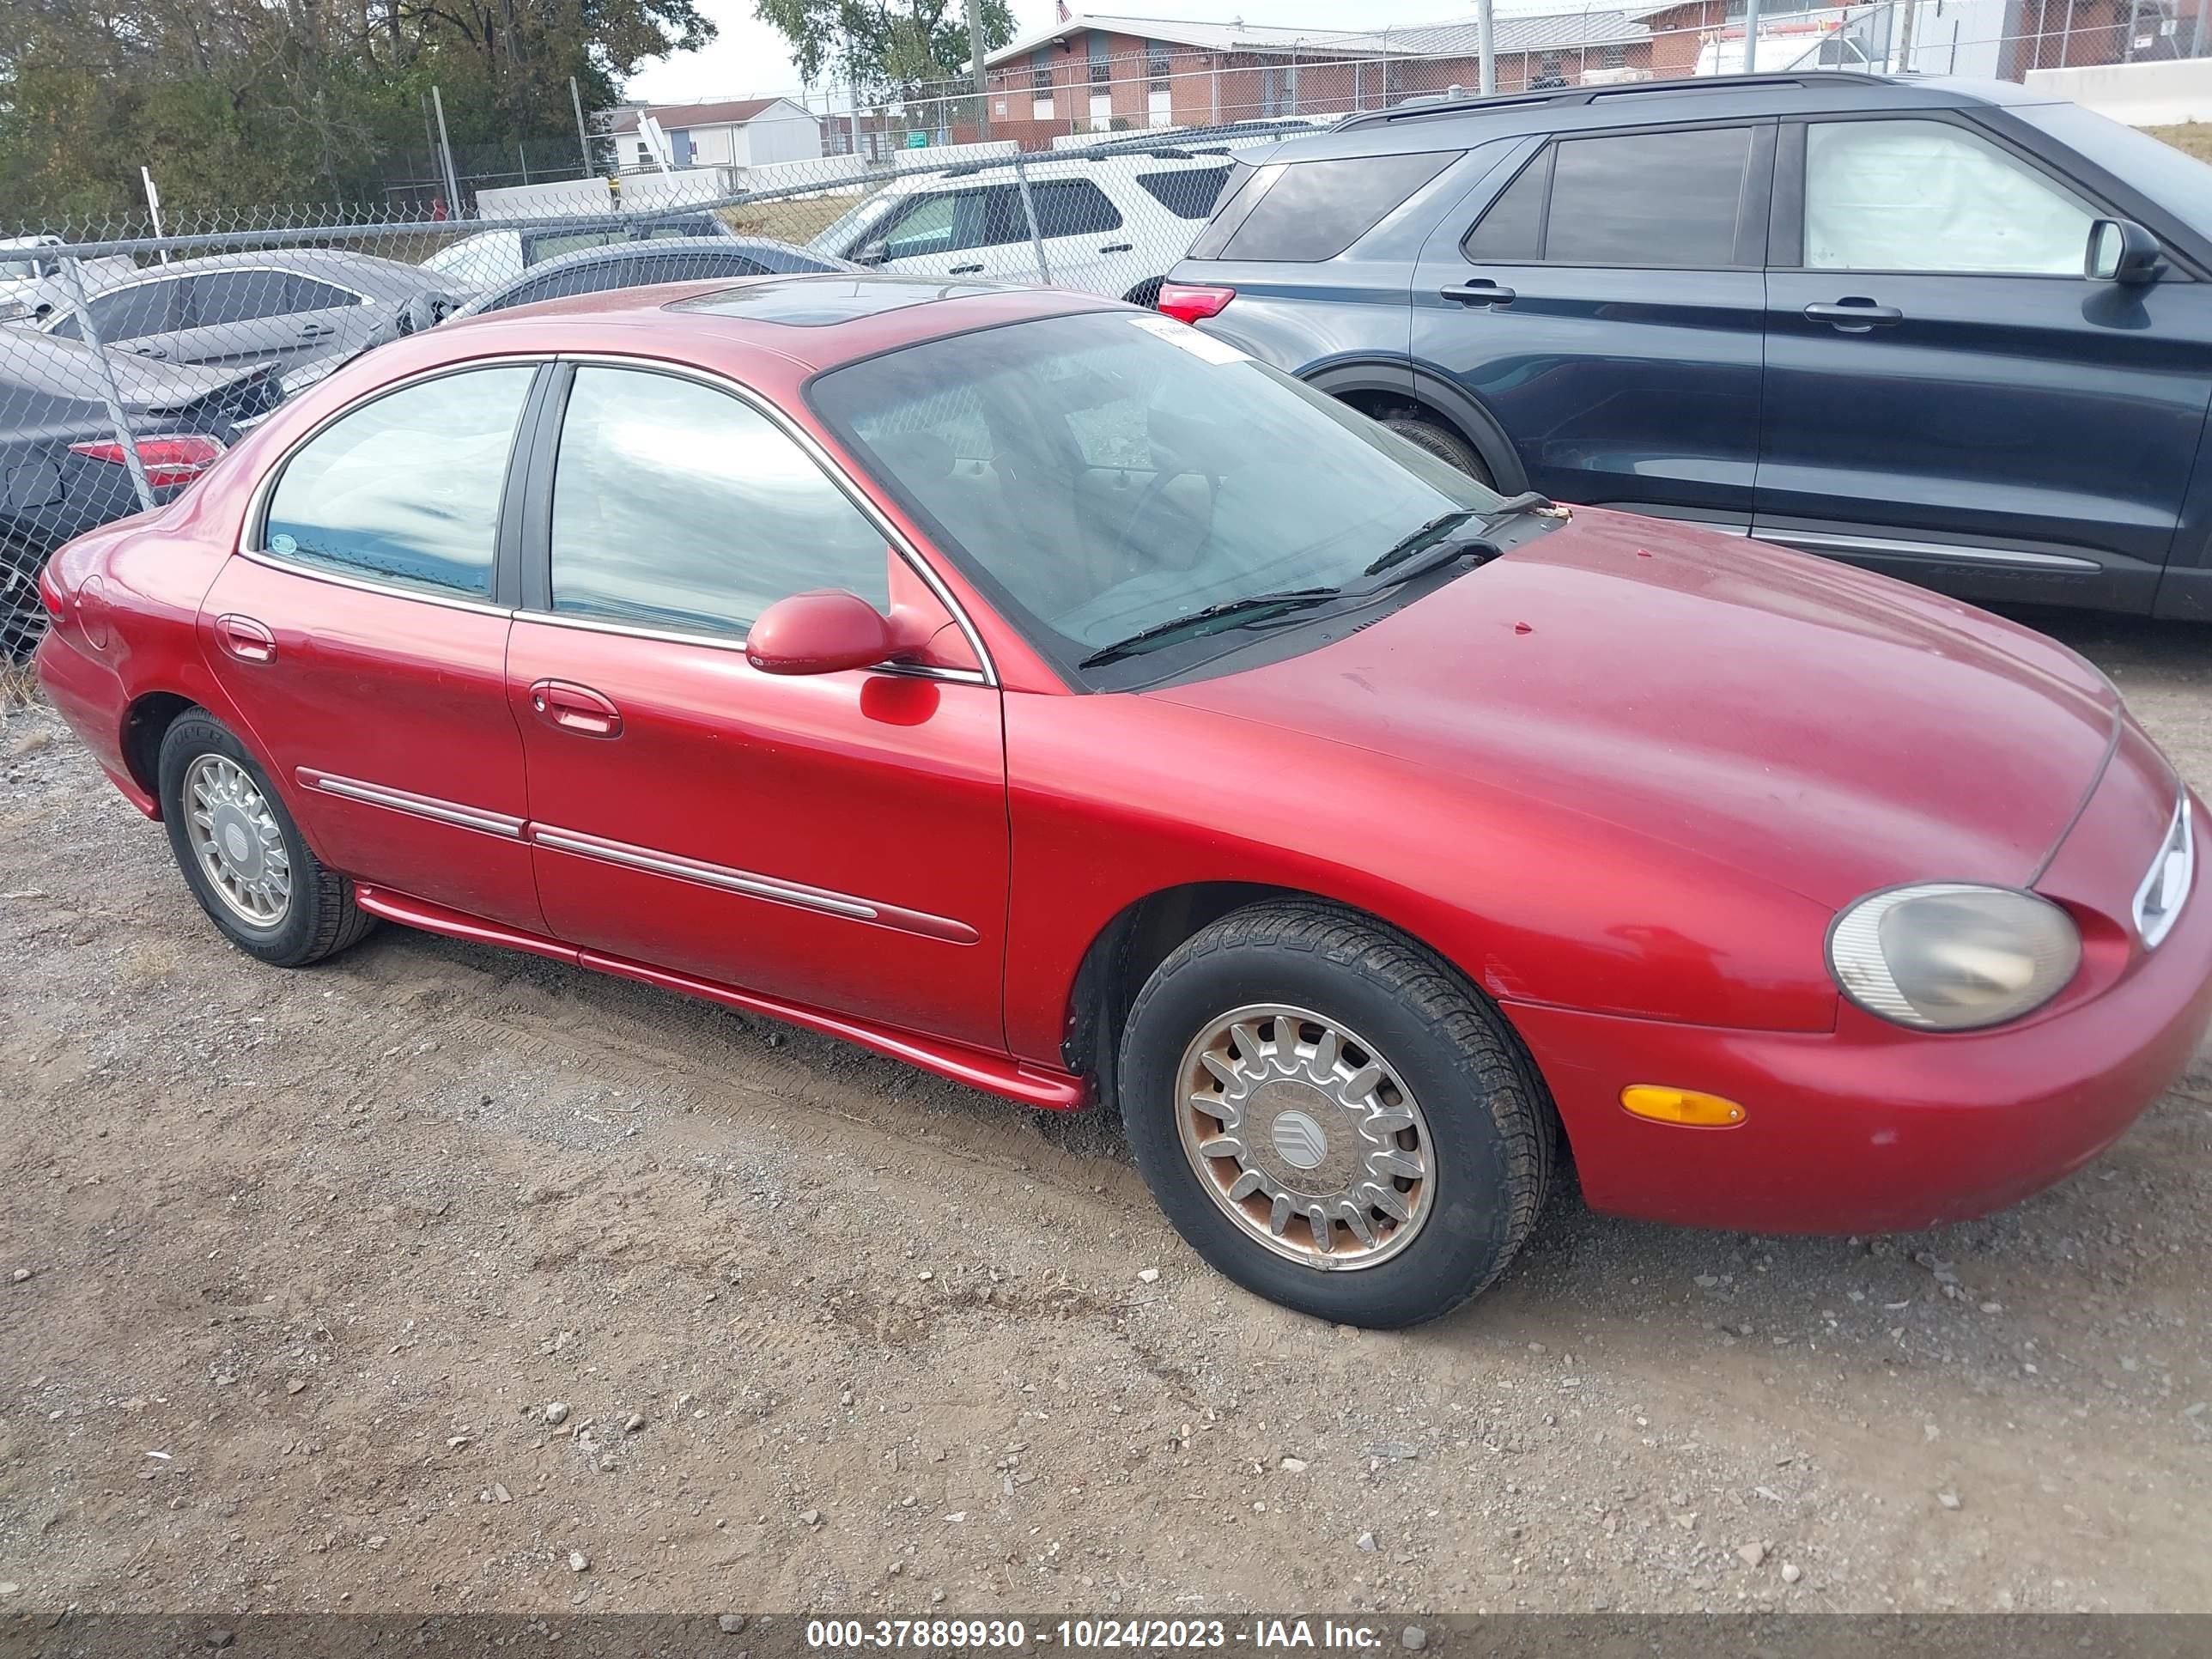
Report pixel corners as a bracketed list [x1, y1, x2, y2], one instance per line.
[1056, 0, 1070, 19]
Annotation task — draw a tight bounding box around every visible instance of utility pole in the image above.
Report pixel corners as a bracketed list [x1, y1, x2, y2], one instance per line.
[967, 0, 991, 138]
[1894, 0, 1920, 71]
[1742, 0, 1765, 71]
[570, 76, 595, 175]
[1476, 0, 1497, 94]
[430, 83, 463, 214]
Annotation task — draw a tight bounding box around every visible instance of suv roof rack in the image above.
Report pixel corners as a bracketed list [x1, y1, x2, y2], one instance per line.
[1335, 70, 1894, 131]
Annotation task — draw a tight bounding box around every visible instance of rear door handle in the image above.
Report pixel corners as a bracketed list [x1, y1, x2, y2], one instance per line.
[1098, 242, 1133, 253]
[216, 614, 276, 664]
[529, 678, 623, 739]
[1805, 300, 1903, 331]
[131, 344, 170, 359]
[298, 322, 337, 338]
[948, 263, 985, 275]
[1441, 281, 1516, 307]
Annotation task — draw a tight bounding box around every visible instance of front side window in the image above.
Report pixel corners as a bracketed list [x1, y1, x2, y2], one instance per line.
[188, 270, 292, 327]
[263, 366, 532, 599]
[1212, 152, 1457, 263]
[548, 367, 890, 636]
[881, 193, 959, 258]
[811, 311, 1499, 672]
[1802, 118, 2096, 275]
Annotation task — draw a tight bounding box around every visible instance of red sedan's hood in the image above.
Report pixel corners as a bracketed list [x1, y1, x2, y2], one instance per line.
[1154, 508, 2121, 909]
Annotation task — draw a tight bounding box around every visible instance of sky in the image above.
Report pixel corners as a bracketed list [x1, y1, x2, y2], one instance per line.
[627, 1, 1497, 106]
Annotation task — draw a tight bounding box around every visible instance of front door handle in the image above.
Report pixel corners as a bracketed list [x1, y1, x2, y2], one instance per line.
[131, 343, 170, 359]
[529, 678, 623, 739]
[298, 322, 337, 338]
[948, 263, 985, 275]
[216, 613, 276, 664]
[1098, 242, 1133, 253]
[1805, 299, 1903, 331]
[1441, 280, 1516, 307]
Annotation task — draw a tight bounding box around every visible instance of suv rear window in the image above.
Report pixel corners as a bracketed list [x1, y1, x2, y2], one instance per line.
[1192, 151, 1456, 263]
[1136, 167, 1232, 220]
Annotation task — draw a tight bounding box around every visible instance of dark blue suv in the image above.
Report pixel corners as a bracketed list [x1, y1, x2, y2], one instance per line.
[1164, 71, 2212, 619]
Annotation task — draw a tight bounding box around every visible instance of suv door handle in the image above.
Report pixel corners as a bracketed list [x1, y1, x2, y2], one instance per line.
[1805, 299, 1903, 331]
[529, 678, 623, 739]
[948, 263, 985, 275]
[1097, 242, 1133, 253]
[216, 614, 276, 664]
[297, 322, 337, 338]
[1441, 281, 1516, 307]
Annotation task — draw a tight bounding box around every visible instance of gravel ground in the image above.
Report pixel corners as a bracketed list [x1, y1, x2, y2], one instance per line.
[0, 608, 2209, 1619]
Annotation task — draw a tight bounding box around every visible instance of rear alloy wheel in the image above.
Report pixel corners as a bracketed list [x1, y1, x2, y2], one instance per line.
[157, 711, 376, 967]
[1381, 416, 1495, 485]
[1, 537, 49, 659]
[1120, 898, 1552, 1327]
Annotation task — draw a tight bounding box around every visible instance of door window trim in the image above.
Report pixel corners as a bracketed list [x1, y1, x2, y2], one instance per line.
[1767, 109, 2191, 279]
[241, 355, 553, 617]
[510, 352, 998, 687]
[1457, 116, 1776, 272]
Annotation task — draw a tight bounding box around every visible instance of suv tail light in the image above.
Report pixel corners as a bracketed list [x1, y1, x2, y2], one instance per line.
[67, 434, 225, 490]
[1156, 282, 1236, 325]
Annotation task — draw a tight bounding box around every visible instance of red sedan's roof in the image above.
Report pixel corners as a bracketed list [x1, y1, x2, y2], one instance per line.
[437, 274, 1116, 375]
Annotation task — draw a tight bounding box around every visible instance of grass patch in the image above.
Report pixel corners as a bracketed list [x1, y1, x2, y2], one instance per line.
[2150, 124, 2212, 163]
[717, 192, 867, 246]
[0, 659, 40, 716]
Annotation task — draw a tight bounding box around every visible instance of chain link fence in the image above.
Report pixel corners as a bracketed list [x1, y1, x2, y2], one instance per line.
[0, 129, 1318, 655]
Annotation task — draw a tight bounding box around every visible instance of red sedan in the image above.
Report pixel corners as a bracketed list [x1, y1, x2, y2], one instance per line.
[36, 276, 2212, 1327]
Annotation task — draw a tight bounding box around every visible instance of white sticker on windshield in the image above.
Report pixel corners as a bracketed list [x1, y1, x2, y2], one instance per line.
[1128, 312, 1250, 365]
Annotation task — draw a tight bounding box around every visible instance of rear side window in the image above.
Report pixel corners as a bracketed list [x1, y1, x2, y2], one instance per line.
[1464, 126, 1756, 268]
[263, 367, 532, 599]
[1136, 167, 1231, 219]
[1020, 179, 1123, 240]
[1208, 151, 1455, 262]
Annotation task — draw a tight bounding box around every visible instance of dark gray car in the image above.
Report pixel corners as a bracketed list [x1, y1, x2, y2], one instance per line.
[36, 247, 465, 378]
[2, 331, 280, 652]
[1167, 71, 2212, 619]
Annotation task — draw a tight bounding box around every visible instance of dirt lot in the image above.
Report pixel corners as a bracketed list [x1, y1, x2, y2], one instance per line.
[1, 609, 2209, 1620]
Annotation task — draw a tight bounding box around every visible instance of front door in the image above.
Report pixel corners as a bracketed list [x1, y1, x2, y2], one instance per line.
[1411, 120, 1773, 524]
[1757, 112, 2212, 611]
[200, 361, 544, 931]
[506, 362, 1010, 1051]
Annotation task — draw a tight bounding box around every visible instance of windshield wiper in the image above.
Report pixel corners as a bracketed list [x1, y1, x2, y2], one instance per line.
[1364, 511, 1477, 577]
[1078, 586, 1342, 667]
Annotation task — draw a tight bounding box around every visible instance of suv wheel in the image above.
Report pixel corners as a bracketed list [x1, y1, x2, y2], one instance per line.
[1382, 416, 1494, 485]
[1117, 898, 1553, 1327]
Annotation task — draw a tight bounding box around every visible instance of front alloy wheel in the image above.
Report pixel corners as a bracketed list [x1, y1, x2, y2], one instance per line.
[1176, 1004, 1433, 1267]
[1121, 898, 1553, 1328]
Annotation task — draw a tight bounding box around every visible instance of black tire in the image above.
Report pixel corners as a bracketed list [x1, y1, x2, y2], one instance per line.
[1118, 897, 1552, 1328]
[157, 710, 376, 968]
[2, 536, 49, 660]
[1381, 416, 1495, 485]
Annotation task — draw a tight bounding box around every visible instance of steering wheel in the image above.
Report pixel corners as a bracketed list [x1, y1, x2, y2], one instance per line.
[1115, 466, 1215, 567]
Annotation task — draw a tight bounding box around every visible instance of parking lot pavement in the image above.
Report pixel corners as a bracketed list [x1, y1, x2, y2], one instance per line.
[2, 610, 2209, 1616]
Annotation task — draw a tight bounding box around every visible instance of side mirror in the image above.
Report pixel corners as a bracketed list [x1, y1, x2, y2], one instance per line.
[854, 240, 890, 267]
[746, 588, 902, 675]
[2087, 217, 2162, 284]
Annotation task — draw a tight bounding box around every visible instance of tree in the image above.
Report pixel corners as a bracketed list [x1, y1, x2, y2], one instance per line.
[753, 0, 1012, 107]
[0, 0, 717, 221]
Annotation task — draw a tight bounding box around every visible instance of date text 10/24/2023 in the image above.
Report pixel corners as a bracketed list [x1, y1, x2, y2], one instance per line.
[805, 1620, 1396, 1650]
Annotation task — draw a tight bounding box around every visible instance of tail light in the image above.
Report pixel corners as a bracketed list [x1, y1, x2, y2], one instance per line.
[1155, 282, 1236, 325]
[67, 434, 225, 490]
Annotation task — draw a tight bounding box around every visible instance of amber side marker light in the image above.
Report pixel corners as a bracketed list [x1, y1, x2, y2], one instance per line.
[1620, 1085, 1747, 1127]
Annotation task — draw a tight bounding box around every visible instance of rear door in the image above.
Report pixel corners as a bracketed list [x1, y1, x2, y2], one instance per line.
[505, 361, 1009, 1050]
[1757, 112, 2212, 611]
[200, 361, 546, 932]
[1410, 120, 1774, 525]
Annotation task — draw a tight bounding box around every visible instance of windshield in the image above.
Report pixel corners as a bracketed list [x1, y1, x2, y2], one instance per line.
[809, 310, 1502, 670]
[2013, 99, 2212, 229]
[809, 189, 904, 258]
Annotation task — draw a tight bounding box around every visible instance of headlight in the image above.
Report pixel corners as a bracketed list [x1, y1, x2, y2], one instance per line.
[1827, 884, 2081, 1030]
